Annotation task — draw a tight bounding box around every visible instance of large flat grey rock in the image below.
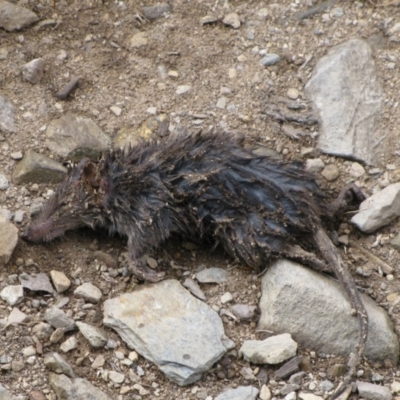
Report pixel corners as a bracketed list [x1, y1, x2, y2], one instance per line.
[103, 279, 234, 386]
[305, 39, 384, 165]
[258, 259, 398, 363]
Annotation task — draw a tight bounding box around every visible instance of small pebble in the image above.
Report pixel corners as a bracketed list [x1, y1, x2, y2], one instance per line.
[176, 85, 191, 94]
[259, 54, 281, 66]
[220, 292, 233, 304]
[222, 12, 240, 29]
[321, 164, 339, 181]
[287, 88, 299, 100]
[110, 106, 122, 116]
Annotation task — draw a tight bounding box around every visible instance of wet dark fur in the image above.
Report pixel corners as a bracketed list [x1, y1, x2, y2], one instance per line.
[24, 132, 368, 399]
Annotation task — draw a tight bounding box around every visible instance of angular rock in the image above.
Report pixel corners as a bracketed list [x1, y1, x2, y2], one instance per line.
[44, 352, 75, 378]
[19, 272, 55, 295]
[76, 322, 108, 348]
[305, 39, 383, 165]
[49, 373, 111, 400]
[6, 307, 29, 326]
[44, 306, 75, 331]
[239, 333, 297, 365]
[222, 12, 241, 29]
[50, 270, 71, 293]
[299, 394, 324, 400]
[108, 370, 124, 383]
[351, 183, 400, 233]
[0, 215, 18, 266]
[183, 278, 206, 301]
[22, 58, 44, 84]
[215, 386, 259, 400]
[0, 285, 23, 306]
[142, 3, 171, 20]
[103, 279, 234, 386]
[176, 85, 192, 95]
[356, 381, 392, 400]
[259, 54, 281, 66]
[46, 113, 110, 161]
[275, 356, 302, 379]
[231, 304, 257, 320]
[258, 259, 399, 362]
[0, 385, 13, 400]
[0, 95, 15, 134]
[12, 149, 67, 184]
[0, 0, 39, 31]
[74, 282, 102, 303]
[60, 336, 78, 353]
[0, 174, 8, 190]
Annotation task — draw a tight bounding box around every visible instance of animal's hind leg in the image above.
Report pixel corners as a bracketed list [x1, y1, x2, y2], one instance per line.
[329, 183, 366, 218]
[285, 245, 331, 273]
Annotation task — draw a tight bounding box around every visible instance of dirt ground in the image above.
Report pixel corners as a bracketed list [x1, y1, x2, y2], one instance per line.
[2, 0, 400, 399]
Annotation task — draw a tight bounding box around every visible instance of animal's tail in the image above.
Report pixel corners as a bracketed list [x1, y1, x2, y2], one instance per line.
[313, 228, 368, 400]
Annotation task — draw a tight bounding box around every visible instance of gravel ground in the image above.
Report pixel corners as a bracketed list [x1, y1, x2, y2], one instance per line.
[2, 0, 400, 399]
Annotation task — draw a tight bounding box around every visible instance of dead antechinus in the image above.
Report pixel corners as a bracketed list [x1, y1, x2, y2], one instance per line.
[25, 132, 369, 399]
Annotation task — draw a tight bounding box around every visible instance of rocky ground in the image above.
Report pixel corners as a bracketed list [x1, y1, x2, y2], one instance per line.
[2, 0, 400, 399]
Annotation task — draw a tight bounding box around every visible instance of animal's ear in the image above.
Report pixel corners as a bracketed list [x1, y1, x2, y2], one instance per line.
[83, 162, 100, 188]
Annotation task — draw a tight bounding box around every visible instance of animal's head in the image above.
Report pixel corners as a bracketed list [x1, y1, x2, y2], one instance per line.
[23, 158, 104, 242]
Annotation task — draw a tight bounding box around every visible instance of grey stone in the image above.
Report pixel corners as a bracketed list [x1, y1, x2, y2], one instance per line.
[0, 385, 13, 400]
[44, 352, 75, 378]
[13, 210, 24, 223]
[231, 304, 257, 320]
[74, 282, 102, 303]
[103, 279, 234, 386]
[50, 270, 71, 293]
[196, 267, 228, 283]
[0, 174, 8, 190]
[305, 39, 383, 165]
[0, 215, 18, 266]
[239, 333, 297, 364]
[349, 162, 365, 178]
[60, 336, 78, 352]
[0, 285, 23, 306]
[351, 183, 400, 233]
[356, 381, 392, 400]
[305, 158, 325, 173]
[0, 0, 39, 31]
[0, 95, 15, 134]
[6, 307, 29, 325]
[222, 12, 241, 29]
[259, 54, 281, 66]
[46, 113, 110, 161]
[258, 259, 399, 362]
[44, 306, 75, 331]
[215, 386, 259, 400]
[12, 149, 67, 184]
[176, 85, 192, 94]
[319, 380, 334, 392]
[108, 370, 125, 383]
[19, 272, 55, 295]
[22, 58, 44, 84]
[321, 164, 339, 181]
[142, 3, 171, 20]
[76, 322, 108, 348]
[183, 278, 206, 301]
[49, 373, 111, 400]
[200, 15, 218, 25]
